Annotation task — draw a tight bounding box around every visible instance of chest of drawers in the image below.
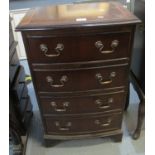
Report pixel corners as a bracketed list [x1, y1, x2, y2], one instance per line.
[16, 1, 140, 145]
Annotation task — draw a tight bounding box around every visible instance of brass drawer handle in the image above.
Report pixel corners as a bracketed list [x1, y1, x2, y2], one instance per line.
[46, 75, 68, 88]
[94, 118, 112, 127]
[95, 98, 113, 109]
[95, 40, 119, 54]
[40, 43, 64, 57]
[50, 101, 69, 112]
[55, 121, 72, 131]
[95, 72, 116, 85]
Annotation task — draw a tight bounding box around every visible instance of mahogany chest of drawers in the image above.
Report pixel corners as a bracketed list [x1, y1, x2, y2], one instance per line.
[16, 1, 140, 145]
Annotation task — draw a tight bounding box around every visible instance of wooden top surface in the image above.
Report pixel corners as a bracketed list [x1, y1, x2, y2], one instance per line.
[16, 1, 140, 31]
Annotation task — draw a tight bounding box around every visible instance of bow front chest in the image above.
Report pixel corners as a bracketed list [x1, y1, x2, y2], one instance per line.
[16, 1, 140, 145]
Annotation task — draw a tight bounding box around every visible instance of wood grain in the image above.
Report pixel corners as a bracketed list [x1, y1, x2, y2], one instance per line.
[16, 1, 140, 31]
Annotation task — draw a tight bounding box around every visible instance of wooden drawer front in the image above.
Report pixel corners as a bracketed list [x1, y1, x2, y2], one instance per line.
[9, 51, 19, 83]
[33, 65, 128, 93]
[45, 113, 122, 134]
[27, 32, 130, 63]
[40, 92, 125, 115]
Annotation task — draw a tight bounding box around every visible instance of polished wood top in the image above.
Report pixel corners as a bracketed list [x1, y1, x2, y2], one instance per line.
[16, 1, 140, 31]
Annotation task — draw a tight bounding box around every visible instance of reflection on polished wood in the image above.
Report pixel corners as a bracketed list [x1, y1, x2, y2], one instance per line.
[58, 3, 110, 18]
[16, 1, 140, 30]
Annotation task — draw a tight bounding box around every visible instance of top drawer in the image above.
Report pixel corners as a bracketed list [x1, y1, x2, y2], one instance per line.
[27, 32, 131, 63]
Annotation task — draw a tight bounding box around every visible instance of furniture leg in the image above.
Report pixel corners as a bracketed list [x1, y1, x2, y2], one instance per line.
[133, 99, 145, 139]
[129, 70, 145, 140]
[112, 133, 123, 142]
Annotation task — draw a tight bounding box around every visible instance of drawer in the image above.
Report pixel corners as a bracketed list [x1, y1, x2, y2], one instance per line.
[9, 50, 19, 84]
[27, 32, 131, 63]
[39, 91, 126, 115]
[44, 113, 122, 135]
[33, 64, 128, 93]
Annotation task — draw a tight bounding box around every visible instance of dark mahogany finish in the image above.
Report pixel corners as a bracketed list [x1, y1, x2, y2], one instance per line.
[44, 113, 122, 135]
[26, 32, 131, 63]
[33, 64, 128, 93]
[16, 1, 140, 145]
[16, 2, 139, 30]
[39, 91, 126, 115]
